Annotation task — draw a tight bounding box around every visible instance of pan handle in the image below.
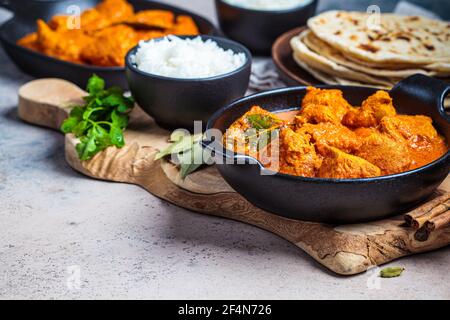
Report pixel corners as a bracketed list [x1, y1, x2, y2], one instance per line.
[390, 74, 450, 121]
[201, 138, 264, 167]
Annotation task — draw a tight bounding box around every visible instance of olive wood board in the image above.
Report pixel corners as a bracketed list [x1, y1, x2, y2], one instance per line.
[18, 78, 450, 276]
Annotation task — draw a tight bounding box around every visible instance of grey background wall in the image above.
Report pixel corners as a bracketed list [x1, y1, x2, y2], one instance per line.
[317, 0, 449, 20]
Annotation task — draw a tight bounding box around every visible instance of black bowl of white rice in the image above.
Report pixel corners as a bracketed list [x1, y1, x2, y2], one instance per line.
[215, 0, 318, 55]
[126, 35, 252, 130]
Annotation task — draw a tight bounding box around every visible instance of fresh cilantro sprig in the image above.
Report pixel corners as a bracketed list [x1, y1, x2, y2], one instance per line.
[60, 75, 134, 161]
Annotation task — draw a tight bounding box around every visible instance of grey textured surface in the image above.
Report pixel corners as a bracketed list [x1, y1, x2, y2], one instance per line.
[0, 1, 449, 300]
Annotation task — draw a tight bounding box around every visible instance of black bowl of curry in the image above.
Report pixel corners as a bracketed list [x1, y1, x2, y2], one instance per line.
[203, 75, 450, 223]
[0, 0, 220, 88]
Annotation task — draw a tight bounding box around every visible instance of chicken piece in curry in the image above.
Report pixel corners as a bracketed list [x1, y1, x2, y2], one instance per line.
[224, 87, 447, 179]
[17, 0, 200, 67]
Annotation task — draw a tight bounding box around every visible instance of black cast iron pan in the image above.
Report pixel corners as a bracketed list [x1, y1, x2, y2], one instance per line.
[203, 74, 450, 224]
[0, 0, 220, 88]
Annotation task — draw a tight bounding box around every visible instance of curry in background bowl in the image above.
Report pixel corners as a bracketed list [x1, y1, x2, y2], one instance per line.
[0, 0, 218, 87]
[17, 0, 200, 67]
[224, 87, 447, 179]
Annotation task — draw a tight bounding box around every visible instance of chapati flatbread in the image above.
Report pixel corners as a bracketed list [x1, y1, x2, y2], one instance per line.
[302, 29, 450, 78]
[290, 31, 396, 87]
[292, 53, 339, 85]
[308, 11, 450, 66]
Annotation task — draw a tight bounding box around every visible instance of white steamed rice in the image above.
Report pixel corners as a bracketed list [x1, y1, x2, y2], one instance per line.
[132, 36, 247, 79]
[222, 0, 312, 11]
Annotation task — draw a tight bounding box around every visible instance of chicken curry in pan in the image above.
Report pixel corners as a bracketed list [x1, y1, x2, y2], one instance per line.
[17, 0, 199, 67]
[224, 87, 448, 179]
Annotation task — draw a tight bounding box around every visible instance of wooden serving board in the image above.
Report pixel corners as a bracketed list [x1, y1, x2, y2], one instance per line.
[18, 79, 450, 276]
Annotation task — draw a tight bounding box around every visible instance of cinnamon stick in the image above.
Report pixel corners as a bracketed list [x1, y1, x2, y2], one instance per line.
[412, 200, 450, 229]
[404, 194, 450, 229]
[425, 209, 450, 232]
[414, 226, 431, 242]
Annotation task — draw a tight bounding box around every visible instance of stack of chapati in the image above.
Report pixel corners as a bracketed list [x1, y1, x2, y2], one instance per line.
[290, 11, 450, 91]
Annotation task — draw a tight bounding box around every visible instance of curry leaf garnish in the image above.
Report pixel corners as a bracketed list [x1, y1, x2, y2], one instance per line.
[244, 114, 282, 151]
[155, 133, 202, 160]
[246, 114, 282, 130]
[380, 267, 405, 278]
[155, 132, 211, 179]
[177, 142, 205, 179]
[170, 129, 189, 143]
[60, 74, 134, 161]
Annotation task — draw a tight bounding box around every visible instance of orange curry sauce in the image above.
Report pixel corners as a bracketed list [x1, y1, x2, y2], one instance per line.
[17, 0, 199, 67]
[224, 87, 447, 179]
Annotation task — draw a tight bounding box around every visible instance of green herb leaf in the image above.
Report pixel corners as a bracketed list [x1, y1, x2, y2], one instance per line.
[180, 163, 203, 179]
[111, 110, 129, 129]
[155, 131, 211, 179]
[76, 131, 98, 161]
[110, 125, 125, 148]
[87, 74, 105, 95]
[60, 75, 133, 161]
[247, 114, 282, 130]
[69, 106, 85, 119]
[178, 143, 203, 179]
[103, 94, 129, 112]
[94, 125, 111, 147]
[106, 86, 123, 96]
[380, 267, 405, 278]
[72, 120, 89, 137]
[61, 116, 80, 134]
[178, 142, 212, 179]
[170, 129, 189, 143]
[155, 133, 202, 160]
[172, 134, 203, 153]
